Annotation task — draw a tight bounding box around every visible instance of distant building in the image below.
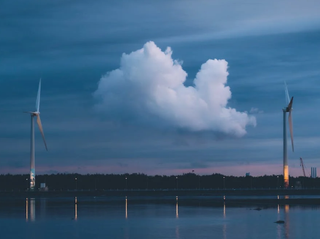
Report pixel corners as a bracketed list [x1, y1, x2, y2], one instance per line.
[311, 167, 317, 178]
[39, 182, 48, 192]
[246, 172, 251, 177]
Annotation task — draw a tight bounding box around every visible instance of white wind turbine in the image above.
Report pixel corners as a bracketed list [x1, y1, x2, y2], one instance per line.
[283, 81, 294, 189]
[26, 79, 48, 191]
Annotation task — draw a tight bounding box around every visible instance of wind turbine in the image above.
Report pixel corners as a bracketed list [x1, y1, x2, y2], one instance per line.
[283, 81, 294, 188]
[26, 79, 48, 191]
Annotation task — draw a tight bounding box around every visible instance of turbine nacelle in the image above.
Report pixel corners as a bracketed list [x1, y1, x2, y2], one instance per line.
[285, 96, 294, 112]
[30, 112, 40, 116]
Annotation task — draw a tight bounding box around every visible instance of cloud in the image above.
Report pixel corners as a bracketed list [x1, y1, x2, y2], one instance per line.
[250, 107, 264, 114]
[94, 41, 256, 137]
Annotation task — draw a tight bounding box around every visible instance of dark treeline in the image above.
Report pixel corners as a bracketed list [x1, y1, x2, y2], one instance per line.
[0, 173, 320, 191]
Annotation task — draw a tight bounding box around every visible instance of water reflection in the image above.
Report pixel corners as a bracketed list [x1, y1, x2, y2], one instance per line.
[223, 224, 227, 239]
[176, 196, 179, 218]
[285, 205, 289, 213]
[26, 197, 79, 221]
[26, 198, 35, 221]
[276, 204, 281, 239]
[222, 200, 226, 239]
[25, 198, 28, 221]
[14, 196, 320, 239]
[175, 226, 180, 239]
[20, 195, 298, 239]
[26, 198, 36, 222]
[277, 223, 282, 239]
[125, 196, 128, 219]
[284, 203, 290, 239]
[74, 197, 78, 220]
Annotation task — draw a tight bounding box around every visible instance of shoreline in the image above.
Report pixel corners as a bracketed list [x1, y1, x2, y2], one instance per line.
[1, 189, 320, 207]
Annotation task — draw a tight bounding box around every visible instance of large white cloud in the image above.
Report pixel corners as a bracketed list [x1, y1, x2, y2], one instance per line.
[94, 41, 256, 137]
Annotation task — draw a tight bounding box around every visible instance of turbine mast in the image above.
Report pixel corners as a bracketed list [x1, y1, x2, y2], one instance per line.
[30, 115, 36, 191]
[283, 108, 289, 188]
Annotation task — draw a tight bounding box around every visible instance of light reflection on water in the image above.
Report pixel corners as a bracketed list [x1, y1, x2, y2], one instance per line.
[277, 216, 281, 239]
[125, 196, 128, 219]
[284, 195, 290, 239]
[175, 196, 180, 239]
[223, 223, 227, 239]
[175, 225, 180, 239]
[223, 199, 226, 239]
[7, 196, 320, 239]
[176, 196, 179, 218]
[284, 204, 290, 239]
[75, 197, 78, 220]
[25, 198, 36, 222]
[30, 198, 35, 221]
[25, 198, 28, 221]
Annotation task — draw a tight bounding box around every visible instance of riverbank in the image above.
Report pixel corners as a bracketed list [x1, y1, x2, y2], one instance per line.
[1, 189, 320, 207]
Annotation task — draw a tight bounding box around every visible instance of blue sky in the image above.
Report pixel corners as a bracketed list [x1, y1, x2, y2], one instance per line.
[1, 0, 320, 176]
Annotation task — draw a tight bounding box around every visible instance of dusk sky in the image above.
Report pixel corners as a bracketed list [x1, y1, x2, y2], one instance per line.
[1, 0, 320, 176]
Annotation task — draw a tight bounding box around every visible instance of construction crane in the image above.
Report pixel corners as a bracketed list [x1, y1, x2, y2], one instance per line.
[300, 157, 306, 177]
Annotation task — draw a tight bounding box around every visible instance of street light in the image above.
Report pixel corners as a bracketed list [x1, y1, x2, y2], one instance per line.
[223, 177, 225, 189]
[26, 178, 28, 191]
[125, 177, 128, 190]
[176, 177, 178, 190]
[75, 177, 78, 191]
[277, 176, 279, 189]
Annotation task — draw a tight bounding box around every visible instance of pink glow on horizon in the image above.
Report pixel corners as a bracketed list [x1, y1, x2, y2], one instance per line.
[156, 164, 305, 177]
[0, 163, 308, 177]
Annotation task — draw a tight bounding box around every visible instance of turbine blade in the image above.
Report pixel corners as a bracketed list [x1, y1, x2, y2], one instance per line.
[284, 81, 290, 105]
[287, 96, 294, 110]
[36, 114, 48, 151]
[288, 110, 294, 152]
[36, 79, 41, 112]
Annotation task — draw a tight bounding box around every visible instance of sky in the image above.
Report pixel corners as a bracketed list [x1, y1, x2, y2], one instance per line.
[1, 0, 320, 176]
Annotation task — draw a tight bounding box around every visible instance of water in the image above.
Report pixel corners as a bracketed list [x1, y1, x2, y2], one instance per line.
[1, 196, 320, 239]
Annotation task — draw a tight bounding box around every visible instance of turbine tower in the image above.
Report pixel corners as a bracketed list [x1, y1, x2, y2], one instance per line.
[27, 79, 48, 191]
[283, 82, 294, 188]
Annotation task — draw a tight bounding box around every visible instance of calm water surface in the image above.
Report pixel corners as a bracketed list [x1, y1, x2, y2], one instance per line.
[1, 196, 320, 239]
